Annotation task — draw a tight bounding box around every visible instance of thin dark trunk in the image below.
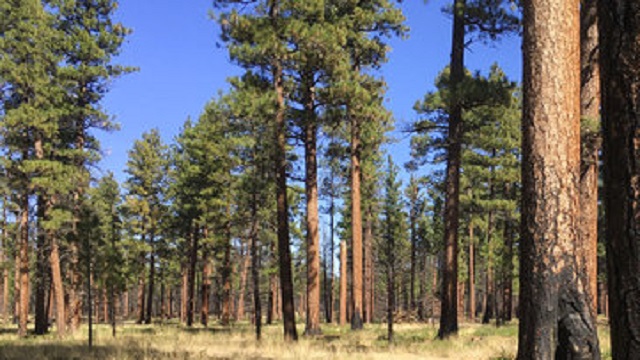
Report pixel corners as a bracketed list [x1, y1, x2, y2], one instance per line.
[187, 224, 198, 327]
[438, 0, 465, 339]
[469, 221, 475, 322]
[271, 0, 297, 340]
[18, 191, 29, 337]
[339, 240, 347, 326]
[145, 229, 155, 324]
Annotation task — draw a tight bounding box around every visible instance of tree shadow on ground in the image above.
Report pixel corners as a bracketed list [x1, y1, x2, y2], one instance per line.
[0, 343, 271, 360]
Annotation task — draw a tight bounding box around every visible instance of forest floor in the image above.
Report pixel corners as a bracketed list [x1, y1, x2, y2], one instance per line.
[0, 318, 611, 359]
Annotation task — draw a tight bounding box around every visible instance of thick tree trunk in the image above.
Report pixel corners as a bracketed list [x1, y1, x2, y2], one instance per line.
[578, 0, 600, 321]
[438, 0, 464, 339]
[518, 1, 600, 358]
[50, 228, 66, 336]
[302, 69, 321, 336]
[339, 240, 347, 326]
[350, 108, 364, 331]
[18, 192, 29, 337]
[598, 1, 640, 358]
[271, 7, 297, 338]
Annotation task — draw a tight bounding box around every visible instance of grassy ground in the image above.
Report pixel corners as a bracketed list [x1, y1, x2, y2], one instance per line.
[0, 319, 611, 359]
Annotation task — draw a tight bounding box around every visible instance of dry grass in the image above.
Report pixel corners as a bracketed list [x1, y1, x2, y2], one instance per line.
[0, 318, 611, 359]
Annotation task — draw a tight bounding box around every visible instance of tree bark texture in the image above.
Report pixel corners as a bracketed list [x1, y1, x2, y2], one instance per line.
[271, 11, 297, 337]
[518, 1, 600, 358]
[350, 112, 364, 330]
[18, 192, 29, 337]
[598, 1, 640, 358]
[303, 69, 321, 335]
[578, 0, 600, 320]
[438, 0, 464, 339]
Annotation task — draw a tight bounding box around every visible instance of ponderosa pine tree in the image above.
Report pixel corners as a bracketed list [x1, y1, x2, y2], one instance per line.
[53, 0, 132, 331]
[124, 129, 169, 325]
[0, 0, 63, 337]
[598, 1, 640, 358]
[214, 0, 299, 340]
[381, 156, 405, 343]
[517, 1, 599, 358]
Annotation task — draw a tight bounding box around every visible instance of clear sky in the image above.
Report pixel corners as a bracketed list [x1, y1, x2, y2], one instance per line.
[99, 0, 522, 185]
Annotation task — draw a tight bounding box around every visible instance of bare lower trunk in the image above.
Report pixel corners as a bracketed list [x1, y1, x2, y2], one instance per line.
[201, 258, 211, 326]
[438, 0, 464, 339]
[271, 13, 297, 338]
[518, 1, 600, 358]
[578, 0, 600, 321]
[350, 111, 363, 331]
[598, 1, 640, 358]
[136, 273, 145, 324]
[18, 192, 29, 337]
[50, 231, 66, 336]
[363, 212, 373, 323]
[237, 242, 250, 321]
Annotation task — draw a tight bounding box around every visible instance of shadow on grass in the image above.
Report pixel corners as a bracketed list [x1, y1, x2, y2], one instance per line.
[0, 343, 272, 360]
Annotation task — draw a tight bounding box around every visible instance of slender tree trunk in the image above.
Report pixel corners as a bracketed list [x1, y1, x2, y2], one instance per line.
[502, 215, 513, 323]
[387, 235, 395, 343]
[145, 231, 155, 324]
[267, 273, 275, 325]
[18, 191, 29, 337]
[50, 226, 66, 336]
[201, 258, 211, 327]
[329, 202, 334, 324]
[221, 206, 232, 326]
[236, 241, 250, 322]
[187, 225, 198, 327]
[350, 103, 364, 331]
[271, 2, 297, 338]
[438, 0, 465, 339]
[578, 0, 601, 322]
[181, 265, 187, 323]
[409, 181, 417, 311]
[598, 1, 640, 358]
[35, 195, 48, 335]
[250, 189, 261, 340]
[517, 1, 600, 357]
[136, 271, 145, 324]
[482, 207, 495, 325]
[468, 221, 475, 322]
[363, 211, 373, 323]
[14, 248, 20, 325]
[1, 198, 8, 324]
[339, 240, 347, 326]
[301, 69, 321, 336]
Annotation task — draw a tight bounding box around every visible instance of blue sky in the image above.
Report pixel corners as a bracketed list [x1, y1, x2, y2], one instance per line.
[99, 0, 522, 185]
